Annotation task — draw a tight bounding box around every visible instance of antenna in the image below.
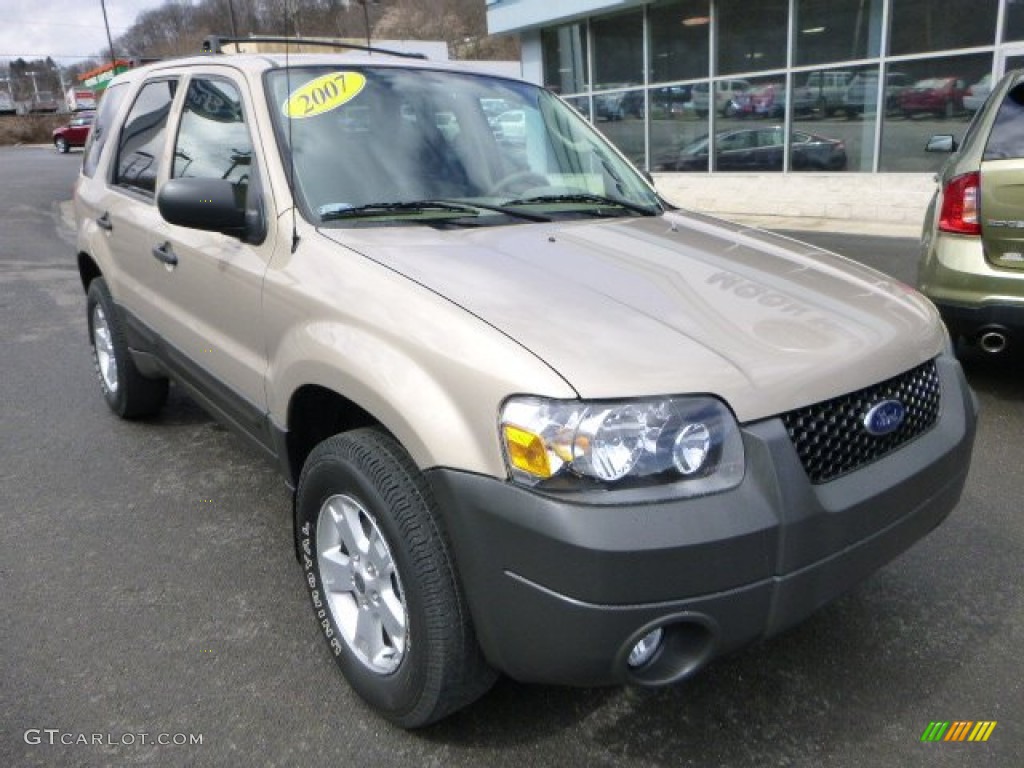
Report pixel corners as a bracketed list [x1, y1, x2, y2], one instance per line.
[284, 7, 299, 253]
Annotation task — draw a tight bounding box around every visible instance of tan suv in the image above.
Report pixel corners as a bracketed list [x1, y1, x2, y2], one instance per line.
[74, 39, 977, 727]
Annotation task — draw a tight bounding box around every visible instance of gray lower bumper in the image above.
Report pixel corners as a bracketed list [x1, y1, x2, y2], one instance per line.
[426, 357, 976, 687]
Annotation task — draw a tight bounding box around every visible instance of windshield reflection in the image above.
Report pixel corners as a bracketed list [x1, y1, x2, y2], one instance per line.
[265, 67, 661, 225]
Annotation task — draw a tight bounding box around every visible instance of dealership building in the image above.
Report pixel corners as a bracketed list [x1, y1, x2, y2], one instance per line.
[485, 0, 1024, 228]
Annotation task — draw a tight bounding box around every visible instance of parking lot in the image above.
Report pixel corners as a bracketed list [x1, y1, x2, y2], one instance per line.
[1, 145, 1021, 766]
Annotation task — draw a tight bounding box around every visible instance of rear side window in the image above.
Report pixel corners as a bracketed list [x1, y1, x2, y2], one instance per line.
[82, 83, 129, 178]
[114, 78, 178, 196]
[983, 82, 1024, 160]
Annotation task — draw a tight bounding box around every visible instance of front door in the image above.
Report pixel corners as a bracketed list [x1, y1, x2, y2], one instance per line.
[155, 71, 278, 443]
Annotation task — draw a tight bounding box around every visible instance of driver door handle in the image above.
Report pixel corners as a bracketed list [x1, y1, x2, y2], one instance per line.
[151, 241, 179, 267]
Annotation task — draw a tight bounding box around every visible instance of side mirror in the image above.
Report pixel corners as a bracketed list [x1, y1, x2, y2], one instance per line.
[158, 177, 246, 236]
[925, 134, 957, 153]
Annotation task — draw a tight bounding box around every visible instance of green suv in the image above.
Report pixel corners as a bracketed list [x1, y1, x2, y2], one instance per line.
[920, 69, 1024, 355]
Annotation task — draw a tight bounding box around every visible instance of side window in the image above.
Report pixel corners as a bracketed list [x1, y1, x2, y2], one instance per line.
[172, 78, 252, 196]
[114, 79, 178, 196]
[983, 82, 1024, 160]
[82, 83, 129, 178]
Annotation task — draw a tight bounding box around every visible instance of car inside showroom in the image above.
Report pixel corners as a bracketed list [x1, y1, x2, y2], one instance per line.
[486, 0, 1024, 175]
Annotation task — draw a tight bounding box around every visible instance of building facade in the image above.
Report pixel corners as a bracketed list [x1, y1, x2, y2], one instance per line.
[486, 0, 1024, 178]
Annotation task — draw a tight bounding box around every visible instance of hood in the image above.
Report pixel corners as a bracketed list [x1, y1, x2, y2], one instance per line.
[319, 211, 943, 422]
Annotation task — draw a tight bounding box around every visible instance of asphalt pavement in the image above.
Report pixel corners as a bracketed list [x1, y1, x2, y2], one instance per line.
[1, 145, 1021, 767]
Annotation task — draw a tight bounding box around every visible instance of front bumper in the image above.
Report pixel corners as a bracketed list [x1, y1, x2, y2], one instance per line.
[426, 356, 976, 687]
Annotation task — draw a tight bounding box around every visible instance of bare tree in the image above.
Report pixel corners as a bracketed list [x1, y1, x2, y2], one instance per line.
[109, 0, 519, 61]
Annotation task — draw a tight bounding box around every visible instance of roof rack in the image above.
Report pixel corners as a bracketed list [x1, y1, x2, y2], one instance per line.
[200, 35, 428, 60]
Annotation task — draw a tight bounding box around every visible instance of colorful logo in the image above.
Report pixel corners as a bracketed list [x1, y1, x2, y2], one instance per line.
[921, 721, 997, 742]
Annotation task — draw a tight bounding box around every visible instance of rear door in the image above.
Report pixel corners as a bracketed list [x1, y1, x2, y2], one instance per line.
[980, 78, 1024, 271]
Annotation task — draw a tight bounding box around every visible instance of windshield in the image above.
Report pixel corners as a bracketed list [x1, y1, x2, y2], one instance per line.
[265, 66, 661, 226]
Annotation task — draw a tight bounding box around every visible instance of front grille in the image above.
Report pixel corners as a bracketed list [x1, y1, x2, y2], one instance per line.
[780, 360, 941, 484]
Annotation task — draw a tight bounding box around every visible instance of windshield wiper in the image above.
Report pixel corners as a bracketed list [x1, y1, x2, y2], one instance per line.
[432, 199, 552, 223]
[319, 200, 482, 222]
[502, 193, 661, 217]
[319, 199, 555, 224]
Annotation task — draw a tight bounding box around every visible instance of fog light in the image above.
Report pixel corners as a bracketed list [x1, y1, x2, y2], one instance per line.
[627, 627, 664, 668]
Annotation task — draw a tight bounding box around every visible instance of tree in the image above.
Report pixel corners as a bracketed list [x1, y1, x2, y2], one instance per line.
[108, 0, 518, 61]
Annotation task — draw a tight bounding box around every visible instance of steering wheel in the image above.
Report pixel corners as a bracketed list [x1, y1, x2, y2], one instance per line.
[487, 171, 551, 197]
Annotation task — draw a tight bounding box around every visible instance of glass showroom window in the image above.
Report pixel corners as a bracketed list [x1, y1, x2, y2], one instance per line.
[794, 0, 883, 66]
[889, 0, 998, 56]
[592, 10, 644, 90]
[649, 0, 710, 83]
[793, 65, 879, 172]
[1006, 0, 1024, 42]
[541, 22, 588, 95]
[717, 0, 787, 75]
[592, 89, 646, 166]
[706, 74, 794, 172]
[650, 83, 708, 171]
[563, 94, 591, 122]
[880, 53, 992, 171]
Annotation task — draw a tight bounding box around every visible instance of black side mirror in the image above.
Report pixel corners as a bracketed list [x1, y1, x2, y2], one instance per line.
[158, 177, 247, 236]
[925, 134, 957, 153]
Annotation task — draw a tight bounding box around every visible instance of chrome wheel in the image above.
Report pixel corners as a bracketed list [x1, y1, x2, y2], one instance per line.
[317, 493, 407, 674]
[91, 303, 118, 394]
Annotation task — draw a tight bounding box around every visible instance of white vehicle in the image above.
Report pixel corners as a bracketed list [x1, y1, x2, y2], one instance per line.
[963, 74, 991, 113]
[692, 80, 751, 117]
[804, 70, 854, 116]
[66, 87, 97, 112]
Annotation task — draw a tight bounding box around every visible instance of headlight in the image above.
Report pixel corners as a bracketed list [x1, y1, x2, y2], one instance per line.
[500, 395, 745, 495]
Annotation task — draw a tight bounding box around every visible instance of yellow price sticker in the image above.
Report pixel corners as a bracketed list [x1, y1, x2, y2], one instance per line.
[282, 72, 367, 119]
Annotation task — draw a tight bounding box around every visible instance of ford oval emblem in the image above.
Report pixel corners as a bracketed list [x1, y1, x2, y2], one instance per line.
[863, 399, 906, 436]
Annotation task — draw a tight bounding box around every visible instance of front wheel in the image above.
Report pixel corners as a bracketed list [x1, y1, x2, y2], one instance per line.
[55, 137, 69, 153]
[86, 278, 168, 418]
[295, 428, 496, 727]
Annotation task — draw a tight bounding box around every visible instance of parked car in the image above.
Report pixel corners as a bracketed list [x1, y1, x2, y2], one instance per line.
[595, 90, 645, 121]
[843, 71, 911, 117]
[920, 68, 1024, 355]
[0, 91, 15, 115]
[491, 108, 526, 143]
[677, 126, 847, 171]
[52, 110, 95, 153]
[901, 77, 967, 118]
[804, 70, 853, 116]
[739, 83, 815, 118]
[692, 79, 751, 117]
[73, 41, 975, 727]
[29, 90, 60, 113]
[963, 73, 992, 113]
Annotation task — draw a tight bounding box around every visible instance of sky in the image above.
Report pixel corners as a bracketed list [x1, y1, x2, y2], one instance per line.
[0, 0, 170, 66]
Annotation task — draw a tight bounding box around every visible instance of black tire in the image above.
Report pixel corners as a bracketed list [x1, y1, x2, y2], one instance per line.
[86, 277, 168, 418]
[295, 428, 496, 727]
[55, 137, 69, 154]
